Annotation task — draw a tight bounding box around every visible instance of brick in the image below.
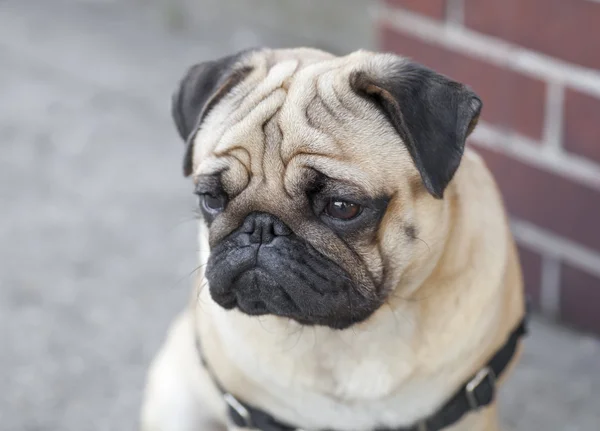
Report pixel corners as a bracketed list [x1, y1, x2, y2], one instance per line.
[517, 245, 542, 307]
[560, 264, 600, 335]
[564, 88, 600, 165]
[380, 25, 546, 140]
[464, 0, 600, 71]
[471, 144, 600, 253]
[384, 0, 446, 20]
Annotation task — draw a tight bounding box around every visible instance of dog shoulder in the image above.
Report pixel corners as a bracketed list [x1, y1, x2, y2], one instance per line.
[140, 311, 227, 431]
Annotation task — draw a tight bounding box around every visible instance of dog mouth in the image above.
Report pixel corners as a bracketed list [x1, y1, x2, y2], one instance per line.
[203, 212, 382, 329]
[212, 267, 300, 317]
[206, 241, 380, 329]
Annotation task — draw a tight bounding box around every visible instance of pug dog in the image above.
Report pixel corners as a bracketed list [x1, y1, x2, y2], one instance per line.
[140, 48, 526, 431]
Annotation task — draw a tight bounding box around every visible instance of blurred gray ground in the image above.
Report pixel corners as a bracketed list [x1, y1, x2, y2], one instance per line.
[0, 1, 599, 430]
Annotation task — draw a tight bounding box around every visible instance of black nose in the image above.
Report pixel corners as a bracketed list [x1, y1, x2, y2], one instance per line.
[241, 212, 292, 245]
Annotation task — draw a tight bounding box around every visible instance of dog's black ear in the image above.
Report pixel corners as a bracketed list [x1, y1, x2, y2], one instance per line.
[350, 60, 481, 198]
[172, 50, 255, 176]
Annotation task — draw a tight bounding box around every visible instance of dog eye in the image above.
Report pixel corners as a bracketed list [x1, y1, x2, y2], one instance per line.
[325, 199, 362, 220]
[199, 193, 227, 214]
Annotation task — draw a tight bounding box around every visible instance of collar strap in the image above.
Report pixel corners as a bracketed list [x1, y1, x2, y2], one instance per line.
[196, 315, 527, 431]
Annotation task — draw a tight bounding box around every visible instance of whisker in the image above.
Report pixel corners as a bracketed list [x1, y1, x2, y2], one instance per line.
[389, 287, 440, 303]
[415, 235, 430, 253]
[165, 216, 199, 234]
[289, 327, 306, 354]
[257, 316, 282, 336]
[347, 290, 358, 337]
[281, 320, 305, 352]
[169, 262, 209, 290]
[195, 279, 210, 308]
[383, 297, 414, 328]
[384, 299, 400, 329]
[311, 326, 318, 351]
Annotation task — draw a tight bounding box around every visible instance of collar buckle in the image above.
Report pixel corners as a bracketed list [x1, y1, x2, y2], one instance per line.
[465, 366, 496, 410]
[223, 392, 252, 428]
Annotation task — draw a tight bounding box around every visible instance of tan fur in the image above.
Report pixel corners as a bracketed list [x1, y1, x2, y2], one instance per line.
[140, 48, 524, 431]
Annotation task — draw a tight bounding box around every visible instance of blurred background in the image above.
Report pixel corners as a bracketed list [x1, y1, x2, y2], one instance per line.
[1, 0, 599, 430]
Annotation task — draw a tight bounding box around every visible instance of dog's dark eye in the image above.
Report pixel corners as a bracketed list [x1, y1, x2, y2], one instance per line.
[199, 194, 227, 214]
[325, 199, 362, 220]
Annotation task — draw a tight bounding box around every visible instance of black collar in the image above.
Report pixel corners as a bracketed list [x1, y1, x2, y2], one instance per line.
[195, 314, 527, 431]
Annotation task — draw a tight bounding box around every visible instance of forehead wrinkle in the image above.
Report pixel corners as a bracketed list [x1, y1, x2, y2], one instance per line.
[281, 151, 331, 199]
[214, 89, 285, 173]
[303, 96, 344, 158]
[260, 110, 287, 188]
[233, 59, 298, 116]
[315, 90, 344, 125]
[209, 80, 294, 194]
[214, 98, 288, 198]
[279, 108, 341, 167]
[331, 83, 362, 117]
[217, 146, 252, 173]
[304, 93, 320, 131]
[226, 87, 285, 135]
[282, 152, 381, 199]
[190, 63, 274, 169]
[193, 56, 344, 175]
[315, 73, 352, 125]
[300, 62, 360, 120]
[303, 65, 344, 119]
[194, 58, 296, 164]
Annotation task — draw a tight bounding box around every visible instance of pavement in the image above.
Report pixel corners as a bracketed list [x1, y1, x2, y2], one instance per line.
[1, 1, 599, 430]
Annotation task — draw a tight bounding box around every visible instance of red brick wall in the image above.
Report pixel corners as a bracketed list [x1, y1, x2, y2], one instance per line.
[378, 0, 600, 335]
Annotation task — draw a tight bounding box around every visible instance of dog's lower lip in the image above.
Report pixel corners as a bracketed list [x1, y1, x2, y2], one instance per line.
[236, 295, 266, 310]
[237, 300, 269, 315]
[212, 293, 236, 308]
[249, 300, 266, 311]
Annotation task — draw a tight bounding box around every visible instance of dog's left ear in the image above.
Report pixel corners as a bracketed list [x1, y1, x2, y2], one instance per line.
[172, 50, 256, 176]
[350, 59, 482, 198]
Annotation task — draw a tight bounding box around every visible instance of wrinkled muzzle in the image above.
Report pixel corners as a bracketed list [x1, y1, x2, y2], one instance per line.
[205, 212, 380, 329]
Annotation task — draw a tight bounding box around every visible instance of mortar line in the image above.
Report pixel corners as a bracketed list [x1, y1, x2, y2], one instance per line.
[540, 255, 562, 318]
[378, 6, 600, 98]
[511, 218, 600, 280]
[471, 122, 600, 191]
[446, 0, 465, 26]
[543, 82, 565, 153]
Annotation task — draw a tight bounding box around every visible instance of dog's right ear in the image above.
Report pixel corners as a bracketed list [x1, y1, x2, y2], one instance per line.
[172, 50, 255, 176]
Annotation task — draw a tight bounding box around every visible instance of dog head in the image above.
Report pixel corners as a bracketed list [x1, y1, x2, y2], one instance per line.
[172, 48, 481, 329]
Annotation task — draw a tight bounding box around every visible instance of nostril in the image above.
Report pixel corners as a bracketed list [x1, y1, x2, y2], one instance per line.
[250, 226, 263, 244]
[261, 222, 275, 244]
[273, 221, 291, 236]
[243, 212, 292, 244]
[241, 217, 255, 234]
